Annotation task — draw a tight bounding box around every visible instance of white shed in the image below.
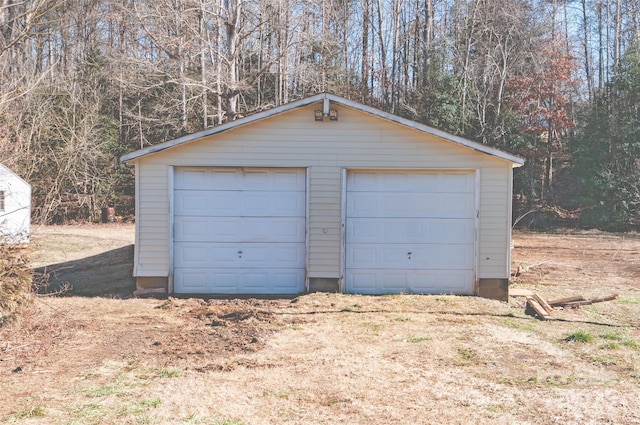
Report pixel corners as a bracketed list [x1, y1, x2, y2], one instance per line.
[0, 163, 31, 244]
[121, 94, 524, 300]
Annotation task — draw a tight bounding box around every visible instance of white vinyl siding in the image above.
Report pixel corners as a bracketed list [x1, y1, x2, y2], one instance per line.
[134, 163, 169, 276]
[132, 102, 514, 284]
[477, 167, 512, 277]
[308, 166, 341, 278]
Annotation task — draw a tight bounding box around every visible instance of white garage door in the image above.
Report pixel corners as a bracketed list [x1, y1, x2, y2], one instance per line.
[345, 170, 475, 295]
[173, 167, 306, 294]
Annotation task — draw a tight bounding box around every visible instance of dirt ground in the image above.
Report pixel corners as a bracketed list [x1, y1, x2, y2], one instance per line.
[1, 224, 639, 424]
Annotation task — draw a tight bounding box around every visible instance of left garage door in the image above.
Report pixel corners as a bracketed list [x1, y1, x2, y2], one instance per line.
[173, 167, 306, 294]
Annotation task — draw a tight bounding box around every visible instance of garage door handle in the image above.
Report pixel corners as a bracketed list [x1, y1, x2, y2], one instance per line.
[238, 250, 243, 258]
[407, 252, 412, 259]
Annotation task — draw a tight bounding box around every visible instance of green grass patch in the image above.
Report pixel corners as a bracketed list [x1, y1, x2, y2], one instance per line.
[616, 295, 640, 305]
[599, 342, 621, 350]
[435, 296, 453, 303]
[182, 414, 210, 423]
[81, 383, 130, 398]
[544, 374, 577, 386]
[263, 390, 289, 399]
[394, 317, 410, 322]
[599, 332, 625, 340]
[68, 402, 103, 420]
[457, 347, 478, 362]
[406, 336, 431, 343]
[591, 355, 617, 366]
[182, 416, 246, 425]
[157, 367, 182, 378]
[138, 398, 162, 408]
[498, 373, 578, 388]
[500, 318, 537, 332]
[564, 330, 593, 343]
[120, 398, 163, 415]
[7, 405, 47, 420]
[598, 332, 640, 350]
[622, 339, 640, 350]
[362, 322, 383, 333]
[486, 403, 509, 413]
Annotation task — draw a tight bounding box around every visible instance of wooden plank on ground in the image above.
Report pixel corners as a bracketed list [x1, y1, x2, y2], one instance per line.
[590, 294, 618, 303]
[547, 296, 585, 306]
[562, 294, 618, 308]
[525, 296, 551, 320]
[532, 293, 553, 315]
[510, 288, 534, 297]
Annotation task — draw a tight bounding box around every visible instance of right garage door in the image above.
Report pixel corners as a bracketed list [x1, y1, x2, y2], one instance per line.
[345, 170, 476, 295]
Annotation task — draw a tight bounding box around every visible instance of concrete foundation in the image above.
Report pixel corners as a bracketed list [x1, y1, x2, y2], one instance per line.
[308, 277, 340, 293]
[478, 278, 509, 301]
[134, 276, 168, 297]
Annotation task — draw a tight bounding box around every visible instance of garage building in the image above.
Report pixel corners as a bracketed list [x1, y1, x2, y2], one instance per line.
[0, 163, 31, 244]
[121, 93, 524, 300]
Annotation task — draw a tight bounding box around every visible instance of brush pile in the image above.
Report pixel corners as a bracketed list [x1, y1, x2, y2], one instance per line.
[0, 244, 32, 326]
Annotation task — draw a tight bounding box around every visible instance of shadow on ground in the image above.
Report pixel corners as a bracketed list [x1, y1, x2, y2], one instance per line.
[33, 245, 135, 297]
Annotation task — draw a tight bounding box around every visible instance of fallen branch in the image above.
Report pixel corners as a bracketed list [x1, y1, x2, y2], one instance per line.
[562, 294, 618, 308]
[547, 296, 585, 307]
[523, 293, 618, 320]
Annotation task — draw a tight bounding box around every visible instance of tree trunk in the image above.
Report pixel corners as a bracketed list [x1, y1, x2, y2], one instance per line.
[361, 0, 369, 101]
[224, 0, 241, 121]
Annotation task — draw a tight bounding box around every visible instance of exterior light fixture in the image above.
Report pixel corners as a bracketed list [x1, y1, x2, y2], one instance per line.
[314, 110, 324, 121]
[329, 109, 338, 121]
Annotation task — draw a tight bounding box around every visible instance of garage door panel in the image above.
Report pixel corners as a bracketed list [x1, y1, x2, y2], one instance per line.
[241, 270, 304, 292]
[175, 242, 306, 269]
[411, 270, 474, 293]
[347, 171, 474, 193]
[429, 219, 475, 244]
[346, 269, 474, 295]
[347, 192, 474, 218]
[173, 268, 305, 294]
[173, 167, 306, 294]
[175, 216, 305, 243]
[345, 170, 475, 295]
[175, 190, 305, 217]
[347, 243, 474, 270]
[243, 192, 306, 216]
[346, 270, 409, 294]
[175, 167, 306, 191]
[243, 169, 306, 191]
[174, 169, 209, 190]
[174, 191, 211, 216]
[347, 218, 474, 244]
[173, 270, 209, 292]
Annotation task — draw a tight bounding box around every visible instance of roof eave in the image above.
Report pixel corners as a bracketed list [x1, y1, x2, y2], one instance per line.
[330, 95, 525, 166]
[0, 163, 31, 188]
[119, 93, 328, 163]
[120, 92, 525, 166]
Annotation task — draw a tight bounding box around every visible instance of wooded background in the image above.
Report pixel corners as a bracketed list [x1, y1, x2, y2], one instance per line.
[0, 0, 638, 229]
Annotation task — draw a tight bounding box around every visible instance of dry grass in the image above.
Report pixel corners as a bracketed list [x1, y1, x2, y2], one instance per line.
[0, 225, 639, 424]
[0, 244, 32, 326]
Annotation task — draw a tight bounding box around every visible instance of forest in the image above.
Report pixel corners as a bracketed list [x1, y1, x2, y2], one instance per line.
[0, 0, 638, 229]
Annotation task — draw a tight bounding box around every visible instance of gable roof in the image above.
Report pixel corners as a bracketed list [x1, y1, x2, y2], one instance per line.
[0, 163, 31, 188]
[120, 93, 525, 166]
